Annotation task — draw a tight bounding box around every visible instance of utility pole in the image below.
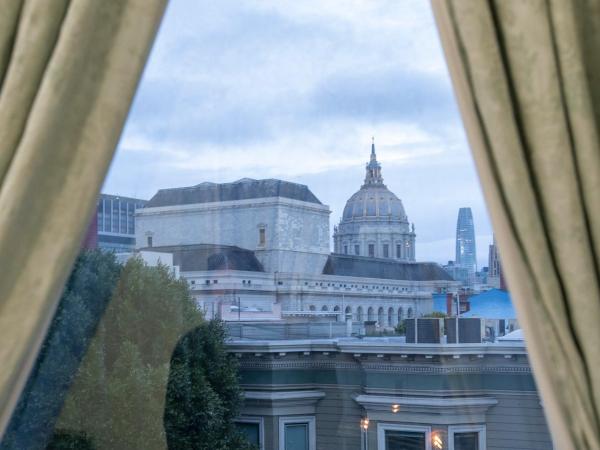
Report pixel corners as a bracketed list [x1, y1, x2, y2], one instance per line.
[455, 291, 460, 343]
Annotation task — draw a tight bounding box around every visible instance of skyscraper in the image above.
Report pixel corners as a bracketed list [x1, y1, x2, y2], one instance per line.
[455, 207, 477, 275]
[488, 234, 506, 290]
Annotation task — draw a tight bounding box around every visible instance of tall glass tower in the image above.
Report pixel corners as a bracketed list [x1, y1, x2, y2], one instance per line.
[455, 207, 477, 274]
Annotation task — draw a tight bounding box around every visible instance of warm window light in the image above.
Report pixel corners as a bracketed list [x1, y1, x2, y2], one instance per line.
[391, 404, 400, 413]
[432, 431, 443, 449]
[360, 417, 369, 431]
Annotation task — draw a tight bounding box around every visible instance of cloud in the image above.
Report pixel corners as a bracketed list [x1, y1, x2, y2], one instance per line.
[104, 0, 491, 266]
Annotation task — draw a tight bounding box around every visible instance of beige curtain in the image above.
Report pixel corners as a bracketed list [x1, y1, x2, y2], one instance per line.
[431, 1, 600, 449]
[0, 0, 166, 438]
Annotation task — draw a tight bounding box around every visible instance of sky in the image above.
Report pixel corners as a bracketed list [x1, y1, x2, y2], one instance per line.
[103, 0, 493, 267]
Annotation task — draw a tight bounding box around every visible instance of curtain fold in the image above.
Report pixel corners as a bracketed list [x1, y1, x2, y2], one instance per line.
[431, 1, 600, 449]
[0, 0, 167, 438]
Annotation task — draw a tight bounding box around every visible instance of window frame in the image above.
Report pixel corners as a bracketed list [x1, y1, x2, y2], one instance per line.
[377, 423, 432, 450]
[278, 415, 316, 450]
[258, 227, 266, 246]
[448, 424, 486, 450]
[235, 415, 265, 450]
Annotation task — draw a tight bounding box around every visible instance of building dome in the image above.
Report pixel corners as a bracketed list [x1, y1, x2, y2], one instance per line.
[342, 186, 407, 222]
[333, 140, 416, 261]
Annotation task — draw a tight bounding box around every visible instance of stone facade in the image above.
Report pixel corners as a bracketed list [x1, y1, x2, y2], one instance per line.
[184, 269, 436, 324]
[136, 196, 330, 274]
[137, 169, 458, 324]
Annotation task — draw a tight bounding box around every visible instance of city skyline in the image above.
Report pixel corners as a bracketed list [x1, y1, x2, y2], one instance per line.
[103, 0, 493, 267]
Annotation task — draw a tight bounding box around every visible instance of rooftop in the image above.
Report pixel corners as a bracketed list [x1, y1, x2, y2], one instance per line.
[142, 244, 265, 272]
[226, 336, 527, 355]
[145, 178, 322, 208]
[323, 253, 454, 281]
[433, 289, 515, 319]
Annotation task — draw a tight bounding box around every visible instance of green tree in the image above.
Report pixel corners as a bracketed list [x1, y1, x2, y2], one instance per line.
[164, 320, 256, 450]
[0, 250, 121, 450]
[4, 252, 251, 450]
[56, 256, 205, 449]
[423, 311, 447, 318]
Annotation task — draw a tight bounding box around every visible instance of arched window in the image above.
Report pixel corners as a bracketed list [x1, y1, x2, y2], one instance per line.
[398, 307, 404, 323]
[407, 307, 413, 318]
[309, 305, 316, 311]
[357, 306, 363, 322]
[388, 307, 394, 326]
[321, 305, 329, 311]
[367, 307, 374, 321]
[378, 307, 385, 325]
[333, 305, 340, 312]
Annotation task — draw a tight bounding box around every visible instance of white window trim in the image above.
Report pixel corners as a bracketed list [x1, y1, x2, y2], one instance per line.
[236, 416, 265, 450]
[377, 423, 431, 450]
[448, 424, 486, 450]
[278, 415, 316, 450]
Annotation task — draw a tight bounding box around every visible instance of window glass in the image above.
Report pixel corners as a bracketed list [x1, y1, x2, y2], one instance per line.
[454, 432, 480, 450]
[2, 2, 554, 450]
[236, 422, 260, 447]
[285, 423, 309, 450]
[385, 430, 425, 450]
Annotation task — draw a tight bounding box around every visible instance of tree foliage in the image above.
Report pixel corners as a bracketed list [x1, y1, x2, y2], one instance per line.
[2, 251, 252, 450]
[55, 256, 205, 450]
[1, 250, 121, 450]
[164, 320, 256, 450]
[423, 311, 448, 318]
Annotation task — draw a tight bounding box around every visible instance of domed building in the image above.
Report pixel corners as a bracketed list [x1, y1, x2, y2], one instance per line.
[333, 140, 416, 261]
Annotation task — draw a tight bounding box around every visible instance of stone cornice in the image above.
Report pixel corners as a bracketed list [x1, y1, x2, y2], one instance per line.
[236, 358, 531, 374]
[137, 196, 331, 216]
[355, 394, 497, 411]
[244, 390, 325, 402]
[242, 390, 325, 416]
[355, 394, 498, 425]
[227, 338, 527, 356]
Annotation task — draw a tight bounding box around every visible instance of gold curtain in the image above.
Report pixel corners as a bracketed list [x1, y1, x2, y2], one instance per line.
[431, 1, 600, 449]
[0, 0, 166, 438]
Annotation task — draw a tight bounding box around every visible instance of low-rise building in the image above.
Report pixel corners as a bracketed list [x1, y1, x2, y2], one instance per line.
[227, 335, 552, 450]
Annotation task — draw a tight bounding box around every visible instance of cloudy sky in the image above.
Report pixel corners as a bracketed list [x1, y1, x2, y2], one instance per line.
[104, 0, 493, 267]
